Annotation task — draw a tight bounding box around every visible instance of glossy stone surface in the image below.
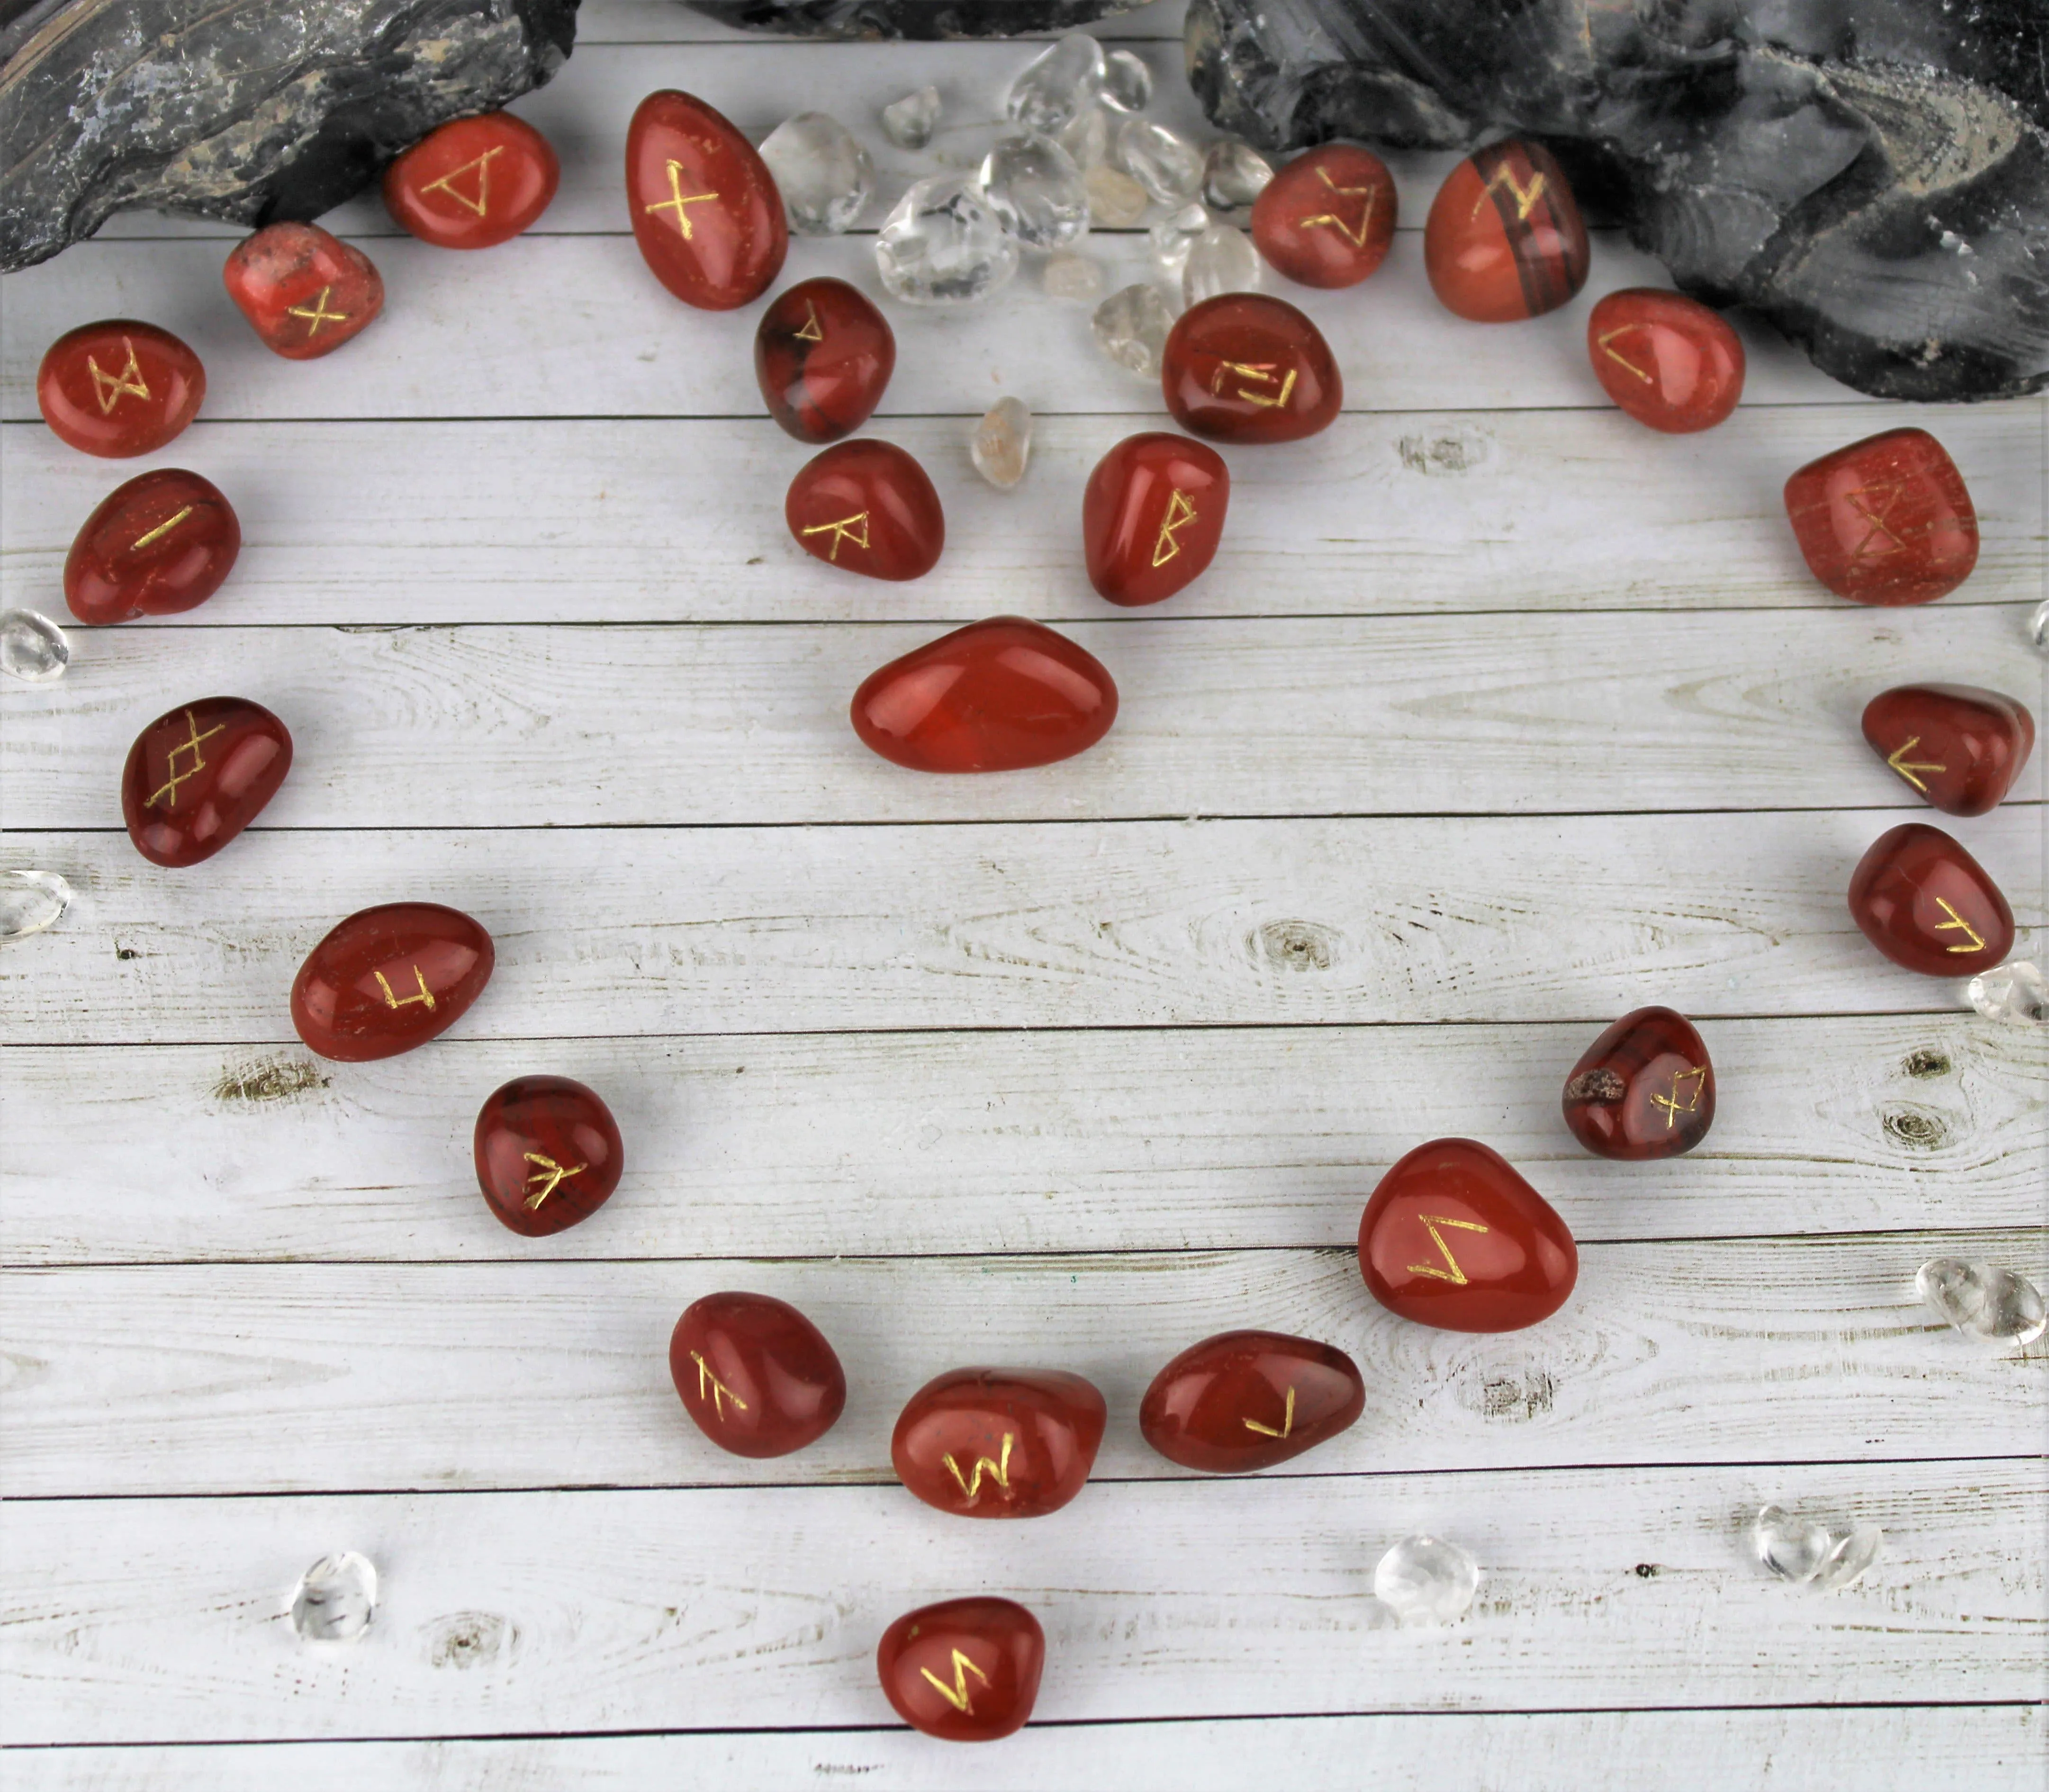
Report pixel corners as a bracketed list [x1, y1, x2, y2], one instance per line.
[972, 397, 1033, 489]
[1150, 202, 1211, 279]
[1586, 288, 1744, 432]
[1373, 1534, 1480, 1626]
[121, 697, 292, 868]
[1358, 1138, 1578, 1333]
[1848, 822, 2013, 977]
[1861, 684, 2034, 817]
[669, 1291, 848, 1457]
[1085, 165, 1150, 227]
[37, 321, 204, 458]
[1006, 32, 1103, 135]
[1083, 431, 1229, 606]
[1162, 293, 1342, 443]
[1117, 116, 1202, 205]
[1424, 140, 1587, 323]
[754, 278, 896, 444]
[627, 90, 787, 310]
[1783, 428, 1979, 605]
[290, 902, 494, 1062]
[1753, 1504, 1881, 1592]
[1561, 1005, 1715, 1161]
[1917, 1258, 2048, 1346]
[1202, 138, 1273, 216]
[382, 112, 560, 248]
[1101, 47, 1153, 112]
[876, 1597, 1044, 1742]
[852, 617, 1117, 773]
[758, 112, 874, 235]
[64, 469, 240, 625]
[473, 1075, 624, 1237]
[0, 610, 69, 683]
[222, 223, 383, 359]
[1139, 1328, 1363, 1473]
[892, 1366, 1107, 1518]
[1968, 960, 2049, 1027]
[289, 1551, 378, 1643]
[1092, 282, 1175, 377]
[881, 85, 942, 149]
[1183, 224, 1261, 306]
[980, 134, 1089, 249]
[0, 871, 72, 942]
[875, 175, 1019, 305]
[1251, 144, 1396, 288]
[786, 439, 943, 580]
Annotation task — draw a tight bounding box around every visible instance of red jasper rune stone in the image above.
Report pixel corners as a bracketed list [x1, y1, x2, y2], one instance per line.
[877, 1598, 1045, 1743]
[383, 111, 560, 249]
[1848, 822, 2014, 977]
[1586, 288, 1745, 432]
[626, 89, 786, 310]
[222, 223, 383, 360]
[669, 1291, 847, 1458]
[37, 320, 203, 458]
[1250, 143, 1397, 288]
[473, 1075, 624, 1237]
[786, 438, 943, 580]
[1162, 293, 1342, 443]
[1359, 1139, 1578, 1333]
[892, 1367, 1107, 1519]
[1562, 1006, 1716, 1161]
[64, 468, 240, 625]
[1083, 432, 1229, 607]
[1783, 428, 1979, 605]
[1139, 1329, 1364, 1474]
[291, 903, 494, 1062]
[1861, 684, 2035, 817]
[120, 697, 290, 868]
[756, 277, 896, 443]
[1424, 139, 1589, 323]
[852, 617, 1117, 774]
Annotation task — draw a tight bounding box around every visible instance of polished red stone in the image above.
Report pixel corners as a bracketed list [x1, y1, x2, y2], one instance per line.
[1783, 428, 1979, 605]
[1424, 139, 1589, 323]
[1562, 1006, 1715, 1161]
[851, 617, 1117, 773]
[626, 89, 786, 310]
[1861, 684, 2035, 817]
[1358, 1139, 1578, 1333]
[669, 1291, 847, 1458]
[1083, 432, 1229, 607]
[1848, 822, 2014, 976]
[474, 1075, 624, 1237]
[786, 439, 943, 581]
[1139, 1329, 1363, 1474]
[877, 1597, 1044, 1742]
[1586, 288, 1745, 432]
[120, 697, 290, 868]
[64, 468, 240, 625]
[1162, 293, 1342, 443]
[892, 1367, 1106, 1519]
[222, 223, 383, 360]
[290, 902, 494, 1062]
[37, 320, 204, 458]
[383, 111, 560, 248]
[755, 277, 896, 443]
[1250, 144, 1397, 288]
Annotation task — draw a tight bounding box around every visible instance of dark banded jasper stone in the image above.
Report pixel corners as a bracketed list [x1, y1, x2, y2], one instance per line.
[1424, 139, 1589, 323]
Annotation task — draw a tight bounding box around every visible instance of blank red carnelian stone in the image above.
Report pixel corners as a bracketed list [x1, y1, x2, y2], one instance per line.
[37, 320, 204, 458]
[1586, 288, 1744, 432]
[290, 902, 494, 1062]
[222, 223, 383, 360]
[1250, 143, 1397, 288]
[1358, 1138, 1578, 1333]
[1860, 684, 2035, 817]
[1783, 428, 1979, 605]
[755, 277, 896, 443]
[64, 468, 239, 625]
[1848, 822, 2013, 976]
[626, 89, 786, 310]
[1162, 293, 1342, 443]
[877, 1597, 1045, 1742]
[120, 696, 291, 868]
[786, 438, 943, 580]
[1139, 1329, 1364, 1473]
[892, 1366, 1107, 1519]
[383, 111, 560, 248]
[474, 1075, 624, 1237]
[1424, 139, 1589, 323]
[1562, 1006, 1715, 1160]
[670, 1291, 847, 1458]
[1083, 432, 1229, 606]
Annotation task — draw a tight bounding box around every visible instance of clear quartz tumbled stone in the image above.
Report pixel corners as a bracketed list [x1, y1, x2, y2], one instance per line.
[1372, 1534, 1480, 1626]
[1101, 48, 1154, 113]
[0, 870, 72, 942]
[1183, 222, 1261, 304]
[979, 134, 1089, 249]
[1918, 1257, 2049, 1345]
[1005, 32, 1104, 135]
[758, 112, 874, 235]
[1057, 102, 1111, 171]
[1043, 249, 1105, 299]
[1117, 117, 1203, 206]
[1969, 960, 2049, 1025]
[1812, 1525, 1884, 1592]
[881, 85, 942, 151]
[1092, 282, 1175, 377]
[2029, 594, 2049, 652]
[971, 396, 1032, 489]
[1, 608, 69, 683]
[876, 175, 1020, 305]
[1202, 138, 1274, 216]
[1084, 164, 1149, 228]
[1752, 1504, 1882, 1591]
[1149, 201, 1210, 277]
[289, 1550, 379, 1642]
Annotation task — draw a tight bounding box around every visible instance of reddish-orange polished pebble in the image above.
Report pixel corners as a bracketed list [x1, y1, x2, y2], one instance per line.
[1358, 1139, 1578, 1333]
[755, 277, 896, 443]
[382, 111, 560, 248]
[63, 468, 239, 625]
[626, 89, 786, 310]
[290, 902, 494, 1062]
[120, 696, 291, 868]
[1860, 684, 2035, 817]
[1848, 822, 2013, 977]
[1139, 1329, 1364, 1473]
[1162, 293, 1342, 443]
[1082, 432, 1228, 606]
[1783, 428, 1979, 605]
[1562, 1006, 1715, 1161]
[1586, 288, 1745, 432]
[851, 617, 1117, 773]
[892, 1366, 1107, 1518]
[222, 222, 383, 359]
[37, 320, 203, 457]
[1250, 143, 1397, 288]
[786, 438, 943, 580]
[1424, 139, 1588, 323]
[473, 1075, 624, 1237]
[877, 1597, 1044, 1742]
[670, 1291, 847, 1458]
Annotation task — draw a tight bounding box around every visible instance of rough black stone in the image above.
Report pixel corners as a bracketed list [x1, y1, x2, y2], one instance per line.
[685, 0, 1138, 38]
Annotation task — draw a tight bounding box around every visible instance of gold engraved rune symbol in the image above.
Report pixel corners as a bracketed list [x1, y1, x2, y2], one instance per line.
[942, 1432, 1014, 1502]
[1933, 897, 1986, 954]
[1884, 736, 1947, 794]
[1211, 360, 1298, 409]
[793, 301, 825, 343]
[287, 286, 349, 338]
[372, 965, 437, 1012]
[920, 1648, 990, 1714]
[522, 1151, 587, 1209]
[420, 144, 504, 216]
[1242, 1384, 1296, 1439]
[1408, 1215, 1490, 1285]
[1297, 165, 1378, 246]
[1595, 325, 1657, 385]
[1842, 482, 1909, 562]
[801, 511, 869, 561]
[645, 160, 720, 240]
[87, 339, 150, 414]
[1649, 1065, 1708, 1131]
[1152, 489, 1199, 567]
[689, 1351, 749, 1418]
[146, 709, 226, 810]
[1473, 163, 1548, 222]
[130, 505, 195, 551]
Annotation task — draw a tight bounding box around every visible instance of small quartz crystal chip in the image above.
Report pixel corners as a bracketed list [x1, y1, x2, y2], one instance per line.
[1084, 164, 1149, 227]
[1117, 117, 1203, 206]
[289, 1550, 378, 1642]
[1092, 282, 1175, 377]
[1150, 201, 1210, 276]
[1918, 1257, 2049, 1344]
[1753, 1504, 1882, 1590]
[1044, 249, 1105, 299]
[972, 396, 1033, 489]
[2028, 594, 2049, 652]
[1101, 48, 1154, 113]
[1, 608, 70, 682]
[758, 112, 874, 235]
[881, 85, 941, 151]
[1006, 32, 1104, 135]
[1812, 1525, 1884, 1592]
[1969, 960, 2048, 1026]
[1058, 103, 1111, 171]
[876, 175, 1019, 305]
[1372, 1534, 1480, 1627]
[1184, 223, 1261, 305]
[0, 870, 72, 942]
[1203, 138, 1274, 216]
[979, 134, 1089, 249]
